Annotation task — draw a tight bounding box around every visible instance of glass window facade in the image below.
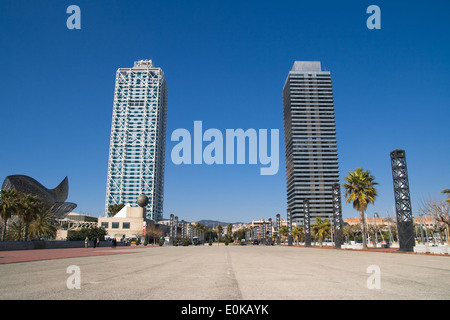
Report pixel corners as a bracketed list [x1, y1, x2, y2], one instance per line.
[105, 60, 168, 222]
[283, 61, 340, 225]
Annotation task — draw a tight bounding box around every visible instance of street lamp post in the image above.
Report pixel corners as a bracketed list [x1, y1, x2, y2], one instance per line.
[418, 213, 424, 244]
[374, 212, 379, 246]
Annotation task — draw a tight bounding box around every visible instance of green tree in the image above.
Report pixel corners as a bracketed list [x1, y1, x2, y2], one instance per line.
[68, 227, 107, 241]
[19, 194, 43, 241]
[29, 208, 57, 240]
[311, 217, 331, 247]
[108, 204, 125, 217]
[233, 227, 248, 242]
[342, 168, 378, 250]
[343, 224, 360, 243]
[194, 222, 208, 236]
[227, 223, 233, 241]
[0, 189, 20, 241]
[193, 223, 206, 243]
[292, 226, 304, 245]
[5, 218, 24, 241]
[217, 224, 223, 243]
[272, 231, 278, 243]
[278, 225, 288, 243]
[342, 224, 352, 243]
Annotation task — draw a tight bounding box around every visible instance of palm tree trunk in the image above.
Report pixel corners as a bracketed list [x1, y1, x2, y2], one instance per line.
[23, 224, 29, 241]
[1, 218, 7, 241]
[360, 210, 368, 249]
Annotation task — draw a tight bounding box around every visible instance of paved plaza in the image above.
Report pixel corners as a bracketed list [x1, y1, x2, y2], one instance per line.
[0, 245, 449, 300]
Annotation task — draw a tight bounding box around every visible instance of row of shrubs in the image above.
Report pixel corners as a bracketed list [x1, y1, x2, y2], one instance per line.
[173, 239, 202, 246]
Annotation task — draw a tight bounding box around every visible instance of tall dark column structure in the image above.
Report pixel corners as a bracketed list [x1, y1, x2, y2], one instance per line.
[169, 214, 174, 245]
[276, 214, 281, 245]
[304, 200, 311, 247]
[268, 218, 273, 244]
[174, 216, 179, 241]
[390, 149, 415, 251]
[287, 209, 293, 246]
[332, 183, 344, 248]
[181, 220, 186, 240]
[261, 221, 266, 245]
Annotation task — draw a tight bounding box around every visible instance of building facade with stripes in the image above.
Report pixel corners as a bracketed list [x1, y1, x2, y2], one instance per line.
[283, 61, 339, 225]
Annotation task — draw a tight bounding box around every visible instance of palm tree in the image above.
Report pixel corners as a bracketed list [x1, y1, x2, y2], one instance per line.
[311, 217, 331, 247]
[217, 224, 223, 243]
[342, 168, 378, 250]
[5, 217, 24, 241]
[193, 223, 206, 243]
[29, 208, 57, 240]
[278, 226, 288, 243]
[292, 226, 304, 245]
[227, 223, 233, 241]
[19, 194, 43, 241]
[196, 223, 213, 242]
[0, 189, 20, 241]
[442, 189, 450, 204]
[272, 231, 278, 243]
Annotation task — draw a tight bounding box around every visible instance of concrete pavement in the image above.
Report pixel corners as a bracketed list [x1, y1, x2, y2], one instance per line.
[0, 245, 449, 300]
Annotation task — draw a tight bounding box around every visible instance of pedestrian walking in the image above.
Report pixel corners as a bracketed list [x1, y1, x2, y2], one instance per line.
[85, 236, 88, 248]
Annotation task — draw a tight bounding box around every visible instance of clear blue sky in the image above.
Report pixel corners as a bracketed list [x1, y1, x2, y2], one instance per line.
[0, 0, 449, 223]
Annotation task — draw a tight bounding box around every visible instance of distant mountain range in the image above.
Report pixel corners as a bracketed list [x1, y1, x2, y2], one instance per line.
[195, 219, 248, 228]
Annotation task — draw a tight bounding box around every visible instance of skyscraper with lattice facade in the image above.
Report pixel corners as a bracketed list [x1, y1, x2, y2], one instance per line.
[105, 60, 168, 221]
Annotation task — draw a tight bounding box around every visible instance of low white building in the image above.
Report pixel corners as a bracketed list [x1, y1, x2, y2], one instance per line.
[98, 204, 155, 241]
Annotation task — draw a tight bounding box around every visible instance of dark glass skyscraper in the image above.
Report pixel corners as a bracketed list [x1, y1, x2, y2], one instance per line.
[283, 61, 339, 225]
